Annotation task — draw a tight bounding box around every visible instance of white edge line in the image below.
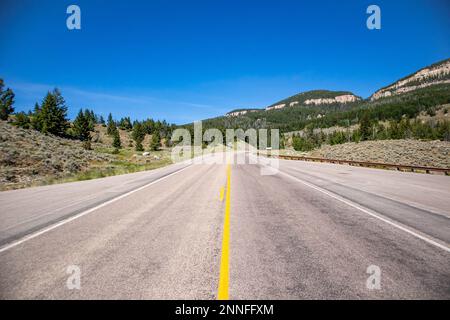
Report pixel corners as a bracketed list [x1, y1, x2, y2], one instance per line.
[0, 165, 192, 253]
[276, 169, 450, 253]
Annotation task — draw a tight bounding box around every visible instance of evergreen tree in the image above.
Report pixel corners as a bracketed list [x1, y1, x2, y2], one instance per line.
[398, 117, 412, 139]
[0, 79, 15, 120]
[13, 112, 30, 129]
[84, 109, 96, 131]
[112, 128, 122, 149]
[91, 109, 98, 123]
[37, 89, 69, 136]
[99, 115, 106, 126]
[132, 121, 145, 151]
[150, 132, 161, 151]
[359, 112, 371, 141]
[31, 103, 42, 131]
[119, 117, 132, 131]
[142, 118, 155, 134]
[107, 113, 116, 135]
[388, 120, 401, 139]
[292, 135, 314, 151]
[73, 109, 92, 149]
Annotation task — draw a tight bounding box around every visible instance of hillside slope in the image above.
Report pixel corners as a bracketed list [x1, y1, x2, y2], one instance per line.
[196, 58, 450, 135]
[0, 121, 113, 189]
[265, 90, 361, 110]
[371, 58, 450, 101]
[0, 121, 172, 190]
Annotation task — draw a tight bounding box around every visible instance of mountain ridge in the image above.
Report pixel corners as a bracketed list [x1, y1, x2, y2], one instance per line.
[223, 58, 450, 117]
[370, 58, 450, 101]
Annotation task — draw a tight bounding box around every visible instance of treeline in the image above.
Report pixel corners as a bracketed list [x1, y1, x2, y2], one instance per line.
[199, 84, 450, 134]
[13, 88, 72, 136]
[305, 84, 450, 131]
[105, 113, 174, 152]
[292, 114, 450, 152]
[1, 78, 175, 151]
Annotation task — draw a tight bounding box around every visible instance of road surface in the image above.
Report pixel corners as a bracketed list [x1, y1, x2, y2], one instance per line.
[0, 153, 449, 299]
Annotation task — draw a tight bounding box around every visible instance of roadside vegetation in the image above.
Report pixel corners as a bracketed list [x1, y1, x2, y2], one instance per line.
[2, 65, 450, 190]
[290, 106, 450, 152]
[190, 81, 450, 149]
[307, 139, 450, 169]
[0, 78, 175, 191]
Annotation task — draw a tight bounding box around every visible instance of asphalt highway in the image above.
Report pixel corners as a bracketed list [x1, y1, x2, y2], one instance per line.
[0, 153, 449, 299]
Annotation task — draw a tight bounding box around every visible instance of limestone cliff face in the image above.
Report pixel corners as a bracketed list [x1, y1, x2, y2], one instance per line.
[371, 59, 450, 101]
[304, 94, 360, 105]
[264, 90, 361, 111]
[226, 109, 259, 117]
[264, 93, 360, 111]
[227, 110, 248, 117]
[219, 58, 450, 121]
[266, 104, 286, 111]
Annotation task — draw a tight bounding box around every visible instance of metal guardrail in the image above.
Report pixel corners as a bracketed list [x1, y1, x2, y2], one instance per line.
[263, 154, 450, 175]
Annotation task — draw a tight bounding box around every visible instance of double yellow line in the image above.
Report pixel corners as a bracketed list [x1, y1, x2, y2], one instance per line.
[217, 164, 231, 300]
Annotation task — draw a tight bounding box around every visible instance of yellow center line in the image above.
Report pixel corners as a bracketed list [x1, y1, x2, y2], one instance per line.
[220, 186, 224, 202]
[217, 164, 231, 300]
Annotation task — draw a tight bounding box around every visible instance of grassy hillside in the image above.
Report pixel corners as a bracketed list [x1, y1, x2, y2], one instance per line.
[0, 121, 172, 191]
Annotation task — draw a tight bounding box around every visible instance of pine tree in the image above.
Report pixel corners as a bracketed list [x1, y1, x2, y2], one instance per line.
[99, 115, 106, 126]
[73, 109, 92, 149]
[132, 121, 145, 151]
[90, 109, 97, 123]
[142, 118, 155, 134]
[150, 132, 161, 151]
[119, 117, 132, 131]
[0, 79, 15, 120]
[13, 112, 30, 129]
[359, 112, 371, 141]
[107, 113, 116, 135]
[38, 89, 69, 136]
[112, 128, 122, 149]
[292, 135, 314, 151]
[84, 109, 95, 131]
[31, 103, 42, 131]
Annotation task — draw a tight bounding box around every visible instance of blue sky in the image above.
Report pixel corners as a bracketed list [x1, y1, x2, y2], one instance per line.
[1, 0, 449, 124]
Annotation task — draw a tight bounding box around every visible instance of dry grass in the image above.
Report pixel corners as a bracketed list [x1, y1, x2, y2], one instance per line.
[279, 139, 450, 168]
[0, 121, 173, 191]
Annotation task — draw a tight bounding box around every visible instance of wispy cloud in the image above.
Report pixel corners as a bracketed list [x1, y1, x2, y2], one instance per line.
[9, 81, 229, 123]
